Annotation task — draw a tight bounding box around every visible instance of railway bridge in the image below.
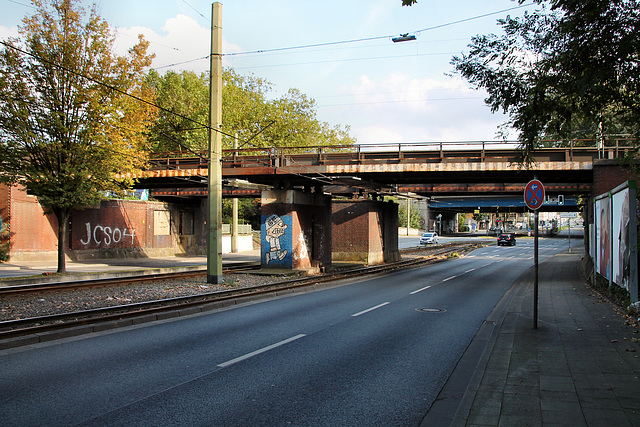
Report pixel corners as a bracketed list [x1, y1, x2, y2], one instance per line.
[140, 140, 629, 207]
[128, 140, 634, 271]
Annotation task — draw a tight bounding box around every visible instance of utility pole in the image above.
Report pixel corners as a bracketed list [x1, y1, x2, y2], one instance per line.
[232, 133, 239, 253]
[207, 2, 223, 284]
[406, 198, 410, 236]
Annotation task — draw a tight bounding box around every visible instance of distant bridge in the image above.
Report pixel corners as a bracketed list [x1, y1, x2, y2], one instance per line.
[138, 139, 632, 211]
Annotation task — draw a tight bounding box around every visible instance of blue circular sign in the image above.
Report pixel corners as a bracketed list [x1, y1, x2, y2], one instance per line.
[524, 179, 545, 210]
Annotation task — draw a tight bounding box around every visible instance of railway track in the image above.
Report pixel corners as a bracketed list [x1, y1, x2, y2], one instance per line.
[0, 243, 482, 347]
[0, 262, 260, 296]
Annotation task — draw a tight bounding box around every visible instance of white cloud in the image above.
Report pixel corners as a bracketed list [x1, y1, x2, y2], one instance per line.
[0, 24, 19, 40]
[330, 72, 509, 143]
[357, 125, 404, 144]
[106, 13, 513, 144]
[113, 14, 242, 74]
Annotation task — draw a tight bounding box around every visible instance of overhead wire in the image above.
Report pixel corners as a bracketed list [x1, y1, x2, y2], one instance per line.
[153, 55, 210, 70]
[317, 96, 486, 108]
[0, 39, 266, 157]
[0, 39, 341, 187]
[6, 0, 34, 9]
[222, 3, 534, 58]
[232, 51, 458, 71]
[0, 2, 535, 192]
[182, 0, 210, 23]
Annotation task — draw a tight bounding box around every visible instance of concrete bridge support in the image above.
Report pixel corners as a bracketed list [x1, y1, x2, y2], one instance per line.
[332, 199, 399, 266]
[260, 190, 332, 272]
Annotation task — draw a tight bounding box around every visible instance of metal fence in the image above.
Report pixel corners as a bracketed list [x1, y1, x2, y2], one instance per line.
[222, 224, 253, 235]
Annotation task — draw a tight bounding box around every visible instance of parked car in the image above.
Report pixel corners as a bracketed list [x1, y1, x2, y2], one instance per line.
[420, 232, 439, 245]
[497, 233, 516, 246]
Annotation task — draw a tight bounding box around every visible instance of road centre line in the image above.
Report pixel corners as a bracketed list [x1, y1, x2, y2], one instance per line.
[217, 334, 306, 368]
[352, 302, 390, 317]
[411, 266, 480, 294]
[410, 285, 431, 295]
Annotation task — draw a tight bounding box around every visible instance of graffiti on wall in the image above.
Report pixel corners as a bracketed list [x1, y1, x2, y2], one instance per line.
[262, 214, 290, 265]
[79, 222, 136, 247]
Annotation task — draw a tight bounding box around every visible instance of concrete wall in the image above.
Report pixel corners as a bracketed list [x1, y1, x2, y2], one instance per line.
[592, 159, 636, 197]
[586, 160, 638, 275]
[261, 190, 332, 271]
[0, 184, 59, 260]
[69, 199, 176, 259]
[0, 185, 252, 261]
[332, 199, 399, 265]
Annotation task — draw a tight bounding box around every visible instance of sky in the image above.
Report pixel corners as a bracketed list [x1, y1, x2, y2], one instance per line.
[0, 0, 541, 146]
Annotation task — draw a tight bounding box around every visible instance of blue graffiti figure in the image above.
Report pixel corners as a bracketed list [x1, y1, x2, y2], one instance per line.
[265, 214, 288, 264]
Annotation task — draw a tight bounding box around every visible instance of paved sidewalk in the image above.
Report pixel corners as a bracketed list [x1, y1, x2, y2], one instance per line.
[452, 247, 640, 426]
[0, 250, 261, 280]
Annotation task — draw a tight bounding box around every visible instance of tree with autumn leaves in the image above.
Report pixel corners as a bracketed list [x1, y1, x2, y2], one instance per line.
[0, 0, 155, 272]
[0, 0, 356, 273]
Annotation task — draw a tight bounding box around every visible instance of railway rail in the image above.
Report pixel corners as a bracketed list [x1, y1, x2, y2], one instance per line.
[0, 262, 260, 296]
[0, 243, 482, 347]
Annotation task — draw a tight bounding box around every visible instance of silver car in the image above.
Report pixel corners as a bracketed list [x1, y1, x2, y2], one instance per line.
[419, 232, 439, 245]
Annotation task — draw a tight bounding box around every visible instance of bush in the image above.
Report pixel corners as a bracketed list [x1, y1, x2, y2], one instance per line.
[593, 272, 632, 314]
[0, 221, 9, 262]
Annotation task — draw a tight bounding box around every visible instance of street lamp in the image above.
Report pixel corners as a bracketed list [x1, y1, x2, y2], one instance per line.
[392, 33, 417, 43]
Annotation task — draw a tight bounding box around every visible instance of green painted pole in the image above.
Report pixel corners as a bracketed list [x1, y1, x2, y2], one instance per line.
[207, 2, 223, 284]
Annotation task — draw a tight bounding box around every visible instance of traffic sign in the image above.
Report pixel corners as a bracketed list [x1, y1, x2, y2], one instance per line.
[524, 179, 545, 210]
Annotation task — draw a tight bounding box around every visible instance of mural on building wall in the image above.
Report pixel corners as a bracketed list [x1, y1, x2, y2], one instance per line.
[613, 188, 631, 291]
[262, 214, 291, 266]
[594, 181, 638, 301]
[596, 197, 611, 279]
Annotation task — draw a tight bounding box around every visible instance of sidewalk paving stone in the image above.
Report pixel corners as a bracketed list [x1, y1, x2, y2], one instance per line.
[452, 247, 640, 426]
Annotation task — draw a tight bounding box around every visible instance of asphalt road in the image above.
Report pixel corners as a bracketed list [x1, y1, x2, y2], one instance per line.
[1, 237, 575, 426]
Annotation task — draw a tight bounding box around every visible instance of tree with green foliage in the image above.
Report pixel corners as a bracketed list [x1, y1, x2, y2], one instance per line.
[0, 0, 155, 272]
[222, 198, 261, 230]
[0, 215, 9, 262]
[450, 0, 640, 164]
[397, 199, 423, 230]
[145, 69, 208, 153]
[145, 68, 356, 153]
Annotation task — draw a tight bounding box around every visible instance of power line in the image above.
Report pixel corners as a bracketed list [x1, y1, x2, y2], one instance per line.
[6, 0, 34, 9]
[232, 51, 458, 71]
[182, 0, 209, 23]
[0, 40, 244, 153]
[316, 96, 486, 109]
[413, 3, 533, 34]
[223, 3, 534, 57]
[153, 55, 210, 70]
[115, 30, 181, 52]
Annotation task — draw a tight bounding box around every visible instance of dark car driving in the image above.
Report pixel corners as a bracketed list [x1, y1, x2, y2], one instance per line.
[497, 233, 516, 246]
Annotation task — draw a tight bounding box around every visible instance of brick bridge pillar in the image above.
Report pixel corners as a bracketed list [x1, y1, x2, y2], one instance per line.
[332, 199, 399, 265]
[261, 190, 332, 272]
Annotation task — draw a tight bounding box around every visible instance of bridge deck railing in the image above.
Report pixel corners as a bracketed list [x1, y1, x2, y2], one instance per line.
[147, 138, 635, 171]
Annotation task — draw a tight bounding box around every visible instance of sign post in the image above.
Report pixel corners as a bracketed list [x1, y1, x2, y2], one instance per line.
[524, 178, 545, 329]
[561, 212, 578, 254]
